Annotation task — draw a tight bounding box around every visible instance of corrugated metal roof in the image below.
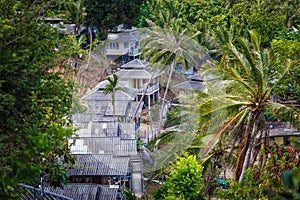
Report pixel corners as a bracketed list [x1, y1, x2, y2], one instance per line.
[69, 154, 130, 176]
[118, 122, 135, 138]
[70, 137, 137, 156]
[45, 184, 100, 200]
[72, 113, 116, 124]
[121, 59, 149, 69]
[105, 102, 129, 116]
[116, 68, 161, 79]
[19, 183, 119, 200]
[126, 101, 144, 119]
[72, 114, 136, 138]
[82, 89, 136, 102]
[107, 32, 137, 42]
[98, 186, 119, 200]
[18, 184, 72, 200]
[172, 81, 205, 91]
[81, 80, 138, 102]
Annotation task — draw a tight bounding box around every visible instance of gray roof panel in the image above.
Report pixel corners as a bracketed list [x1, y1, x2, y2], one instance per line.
[172, 81, 205, 91]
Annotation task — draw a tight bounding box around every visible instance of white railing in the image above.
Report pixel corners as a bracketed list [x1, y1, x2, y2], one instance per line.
[138, 83, 159, 94]
[128, 48, 140, 56]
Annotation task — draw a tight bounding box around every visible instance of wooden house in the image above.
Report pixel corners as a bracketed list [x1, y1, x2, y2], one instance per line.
[268, 123, 300, 146]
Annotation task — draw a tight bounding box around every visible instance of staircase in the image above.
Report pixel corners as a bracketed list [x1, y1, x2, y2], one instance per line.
[130, 154, 143, 197]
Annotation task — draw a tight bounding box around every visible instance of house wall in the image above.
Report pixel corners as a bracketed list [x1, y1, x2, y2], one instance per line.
[126, 79, 148, 89]
[107, 41, 131, 56]
[128, 79, 134, 88]
[274, 137, 284, 145]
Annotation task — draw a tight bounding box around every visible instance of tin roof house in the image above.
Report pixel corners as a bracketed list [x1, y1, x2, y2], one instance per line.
[78, 80, 143, 122]
[172, 73, 210, 127]
[115, 59, 163, 110]
[106, 27, 142, 64]
[68, 78, 144, 197]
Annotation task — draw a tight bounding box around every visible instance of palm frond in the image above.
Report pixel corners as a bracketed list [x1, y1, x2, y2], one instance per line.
[267, 102, 297, 121]
[266, 59, 292, 100]
[199, 107, 249, 157]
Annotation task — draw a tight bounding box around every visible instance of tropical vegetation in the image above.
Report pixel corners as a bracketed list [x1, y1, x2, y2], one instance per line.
[0, 0, 80, 198]
[1, 0, 300, 199]
[140, 0, 300, 199]
[103, 73, 123, 118]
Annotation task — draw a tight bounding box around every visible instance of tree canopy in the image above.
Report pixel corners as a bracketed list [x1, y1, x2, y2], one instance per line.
[198, 30, 296, 181]
[84, 0, 145, 39]
[0, 0, 77, 198]
[153, 154, 205, 200]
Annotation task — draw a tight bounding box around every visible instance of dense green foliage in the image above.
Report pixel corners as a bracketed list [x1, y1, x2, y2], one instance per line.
[271, 38, 300, 100]
[143, 0, 300, 100]
[84, 0, 145, 39]
[153, 154, 205, 200]
[0, 0, 299, 199]
[0, 0, 77, 198]
[141, 1, 299, 198]
[215, 145, 300, 199]
[214, 169, 265, 200]
[198, 30, 296, 181]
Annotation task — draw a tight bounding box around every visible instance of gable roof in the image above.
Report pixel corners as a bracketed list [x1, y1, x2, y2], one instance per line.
[172, 81, 205, 91]
[116, 59, 162, 79]
[82, 85, 137, 102]
[107, 31, 138, 43]
[121, 59, 149, 69]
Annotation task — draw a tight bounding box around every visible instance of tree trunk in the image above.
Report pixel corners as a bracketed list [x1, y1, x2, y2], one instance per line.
[239, 113, 259, 182]
[112, 91, 115, 118]
[157, 59, 175, 133]
[130, 72, 155, 122]
[234, 115, 251, 180]
[85, 27, 93, 70]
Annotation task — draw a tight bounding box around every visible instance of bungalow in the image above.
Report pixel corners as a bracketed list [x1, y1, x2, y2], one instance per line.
[106, 27, 141, 63]
[78, 80, 143, 123]
[69, 77, 144, 197]
[116, 59, 163, 110]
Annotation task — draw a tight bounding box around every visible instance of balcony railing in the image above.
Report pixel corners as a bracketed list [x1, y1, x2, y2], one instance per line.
[138, 83, 159, 94]
[128, 48, 140, 56]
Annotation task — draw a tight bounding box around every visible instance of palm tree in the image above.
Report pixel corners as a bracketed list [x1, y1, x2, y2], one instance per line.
[103, 74, 123, 118]
[66, 0, 86, 35]
[141, 18, 205, 133]
[198, 30, 295, 182]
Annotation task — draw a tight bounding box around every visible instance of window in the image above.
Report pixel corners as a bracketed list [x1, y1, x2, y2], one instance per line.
[124, 42, 129, 49]
[108, 42, 119, 49]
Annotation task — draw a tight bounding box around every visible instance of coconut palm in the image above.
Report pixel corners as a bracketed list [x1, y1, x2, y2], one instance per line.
[141, 17, 205, 133]
[198, 30, 295, 182]
[103, 74, 123, 118]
